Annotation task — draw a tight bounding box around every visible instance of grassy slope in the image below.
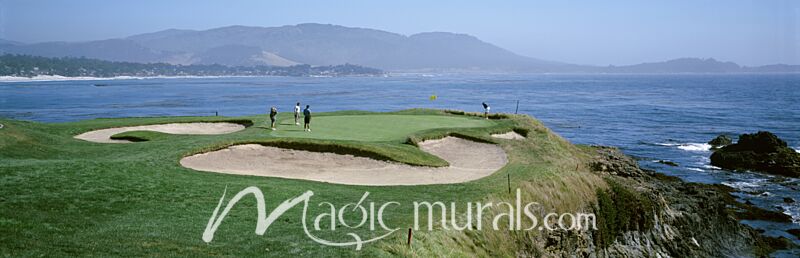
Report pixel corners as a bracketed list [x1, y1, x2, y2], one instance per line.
[0, 109, 605, 257]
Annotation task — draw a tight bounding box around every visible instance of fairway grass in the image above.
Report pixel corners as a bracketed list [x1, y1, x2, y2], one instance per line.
[0, 109, 606, 256]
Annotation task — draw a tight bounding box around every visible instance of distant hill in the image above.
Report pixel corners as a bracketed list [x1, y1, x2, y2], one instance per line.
[0, 24, 578, 72]
[604, 58, 800, 73]
[0, 24, 797, 73]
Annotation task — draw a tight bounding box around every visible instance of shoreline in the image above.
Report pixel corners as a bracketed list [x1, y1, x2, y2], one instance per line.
[0, 75, 311, 83]
[3, 72, 799, 83]
[0, 74, 393, 83]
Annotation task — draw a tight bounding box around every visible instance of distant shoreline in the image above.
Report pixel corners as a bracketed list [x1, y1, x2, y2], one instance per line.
[3, 72, 799, 83]
[0, 74, 389, 83]
[0, 75, 262, 82]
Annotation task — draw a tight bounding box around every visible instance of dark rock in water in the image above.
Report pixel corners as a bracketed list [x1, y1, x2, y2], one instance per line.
[784, 197, 795, 204]
[745, 200, 755, 205]
[746, 190, 766, 196]
[744, 189, 763, 195]
[737, 202, 793, 223]
[710, 131, 800, 177]
[656, 160, 679, 166]
[708, 134, 733, 149]
[788, 229, 800, 240]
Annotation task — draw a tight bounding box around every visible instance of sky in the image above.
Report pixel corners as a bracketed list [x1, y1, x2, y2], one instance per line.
[0, 0, 797, 66]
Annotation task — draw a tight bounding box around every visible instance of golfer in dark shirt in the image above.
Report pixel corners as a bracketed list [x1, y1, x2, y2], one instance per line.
[303, 105, 312, 132]
[269, 106, 278, 130]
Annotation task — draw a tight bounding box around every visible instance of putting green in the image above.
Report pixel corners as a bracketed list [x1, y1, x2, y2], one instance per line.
[270, 114, 492, 141]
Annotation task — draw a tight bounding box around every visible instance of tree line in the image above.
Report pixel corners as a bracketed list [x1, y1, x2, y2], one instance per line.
[0, 54, 384, 77]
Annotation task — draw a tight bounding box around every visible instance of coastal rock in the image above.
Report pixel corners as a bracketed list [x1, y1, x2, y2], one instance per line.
[708, 134, 732, 149]
[656, 160, 679, 167]
[788, 229, 800, 240]
[580, 146, 794, 257]
[710, 131, 800, 177]
[784, 197, 795, 204]
[590, 146, 647, 177]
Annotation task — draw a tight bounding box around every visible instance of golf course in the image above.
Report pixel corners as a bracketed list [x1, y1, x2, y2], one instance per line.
[3, 109, 781, 256]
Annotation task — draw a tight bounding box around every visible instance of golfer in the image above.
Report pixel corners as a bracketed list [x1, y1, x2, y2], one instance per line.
[303, 105, 312, 132]
[269, 106, 278, 130]
[482, 102, 490, 119]
[294, 102, 302, 125]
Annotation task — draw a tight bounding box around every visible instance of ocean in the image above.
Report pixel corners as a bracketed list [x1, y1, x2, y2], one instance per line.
[1, 73, 798, 250]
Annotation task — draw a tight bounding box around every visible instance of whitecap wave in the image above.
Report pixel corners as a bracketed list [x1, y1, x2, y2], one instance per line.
[686, 167, 704, 172]
[702, 165, 722, 170]
[794, 147, 800, 153]
[654, 142, 712, 152]
[0, 75, 110, 82]
[676, 143, 712, 152]
[783, 205, 800, 224]
[722, 180, 763, 189]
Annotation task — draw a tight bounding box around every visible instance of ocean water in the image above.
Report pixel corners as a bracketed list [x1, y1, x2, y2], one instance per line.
[1, 74, 799, 252]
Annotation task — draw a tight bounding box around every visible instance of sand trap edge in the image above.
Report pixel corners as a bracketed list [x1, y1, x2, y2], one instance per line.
[491, 131, 525, 140]
[75, 122, 248, 143]
[180, 136, 509, 186]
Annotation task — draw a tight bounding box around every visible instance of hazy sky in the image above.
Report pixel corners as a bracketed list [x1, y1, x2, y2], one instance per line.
[1, 0, 797, 66]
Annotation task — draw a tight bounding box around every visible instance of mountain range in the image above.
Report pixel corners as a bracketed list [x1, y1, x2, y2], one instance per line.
[1, 23, 797, 73]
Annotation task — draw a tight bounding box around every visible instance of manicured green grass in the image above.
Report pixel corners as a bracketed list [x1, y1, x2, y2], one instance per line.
[0, 109, 604, 257]
[269, 114, 492, 142]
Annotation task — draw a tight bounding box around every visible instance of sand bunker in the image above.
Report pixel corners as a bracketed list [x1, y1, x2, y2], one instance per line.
[491, 131, 525, 140]
[75, 122, 246, 143]
[180, 137, 508, 185]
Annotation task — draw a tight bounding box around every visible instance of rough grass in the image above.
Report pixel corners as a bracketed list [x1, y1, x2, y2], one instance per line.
[376, 114, 607, 257]
[0, 109, 608, 257]
[592, 178, 655, 248]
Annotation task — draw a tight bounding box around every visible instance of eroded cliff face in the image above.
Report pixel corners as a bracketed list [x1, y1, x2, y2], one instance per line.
[533, 146, 793, 257]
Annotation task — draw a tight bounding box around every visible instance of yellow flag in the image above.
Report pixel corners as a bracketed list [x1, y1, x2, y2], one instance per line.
[429, 95, 437, 101]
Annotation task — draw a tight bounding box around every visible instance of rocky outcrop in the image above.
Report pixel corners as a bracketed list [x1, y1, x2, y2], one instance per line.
[656, 160, 679, 166]
[710, 131, 800, 177]
[551, 147, 796, 257]
[589, 146, 647, 177]
[708, 134, 732, 149]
